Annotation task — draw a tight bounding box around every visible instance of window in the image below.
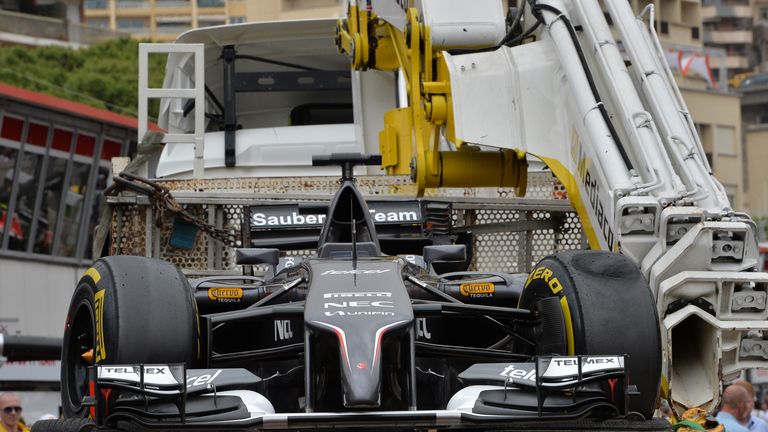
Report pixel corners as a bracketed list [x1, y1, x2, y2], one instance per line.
[229, 16, 246, 24]
[692, 27, 700, 40]
[84, 0, 107, 9]
[87, 18, 110, 28]
[198, 0, 224, 7]
[660, 21, 669, 35]
[715, 125, 737, 156]
[0, 113, 128, 262]
[117, 18, 147, 29]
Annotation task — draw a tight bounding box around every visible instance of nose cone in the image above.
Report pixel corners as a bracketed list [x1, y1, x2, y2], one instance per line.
[304, 259, 414, 409]
[338, 322, 408, 408]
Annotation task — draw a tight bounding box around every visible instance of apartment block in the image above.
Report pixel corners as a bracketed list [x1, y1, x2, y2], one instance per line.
[702, 0, 753, 77]
[83, 0, 344, 41]
[84, 0, 249, 41]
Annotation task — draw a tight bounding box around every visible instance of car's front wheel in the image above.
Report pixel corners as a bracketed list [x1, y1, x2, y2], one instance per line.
[518, 250, 662, 419]
[61, 255, 199, 418]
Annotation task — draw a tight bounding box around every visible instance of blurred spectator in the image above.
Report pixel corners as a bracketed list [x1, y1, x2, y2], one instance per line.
[733, 380, 768, 432]
[0, 393, 29, 432]
[718, 385, 752, 432]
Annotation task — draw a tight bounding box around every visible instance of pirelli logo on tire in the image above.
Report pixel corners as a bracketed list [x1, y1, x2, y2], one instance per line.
[525, 266, 563, 294]
[94, 289, 107, 362]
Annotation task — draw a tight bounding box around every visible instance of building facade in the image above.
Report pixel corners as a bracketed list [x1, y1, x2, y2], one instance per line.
[0, 83, 137, 338]
[83, 0, 344, 41]
[702, 0, 754, 78]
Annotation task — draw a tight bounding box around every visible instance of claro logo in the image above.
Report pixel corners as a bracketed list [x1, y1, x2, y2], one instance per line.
[208, 287, 243, 302]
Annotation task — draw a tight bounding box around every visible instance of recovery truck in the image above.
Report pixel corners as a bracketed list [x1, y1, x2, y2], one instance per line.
[333, 0, 768, 415]
[35, 1, 768, 431]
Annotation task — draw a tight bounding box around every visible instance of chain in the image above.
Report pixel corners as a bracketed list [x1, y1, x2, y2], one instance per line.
[110, 172, 240, 248]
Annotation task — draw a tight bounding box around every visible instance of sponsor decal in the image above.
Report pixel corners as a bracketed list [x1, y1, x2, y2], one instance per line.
[98, 365, 180, 387]
[324, 311, 396, 317]
[543, 356, 623, 378]
[321, 269, 391, 276]
[187, 369, 222, 388]
[459, 282, 495, 298]
[250, 203, 421, 228]
[500, 364, 537, 382]
[94, 289, 106, 362]
[574, 137, 615, 249]
[101, 366, 166, 375]
[322, 292, 397, 317]
[525, 266, 563, 294]
[324, 301, 394, 308]
[356, 362, 368, 370]
[251, 211, 327, 227]
[324, 292, 392, 298]
[207, 287, 243, 303]
[274, 320, 294, 341]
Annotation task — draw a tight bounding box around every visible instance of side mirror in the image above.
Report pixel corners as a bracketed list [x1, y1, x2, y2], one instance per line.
[423, 245, 466, 266]
[236, 248, 279, 266]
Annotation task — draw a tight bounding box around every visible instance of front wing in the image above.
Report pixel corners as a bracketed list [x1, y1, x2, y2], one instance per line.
[86, 356, 665, 430]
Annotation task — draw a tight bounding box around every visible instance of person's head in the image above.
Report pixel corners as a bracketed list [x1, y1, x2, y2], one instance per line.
[733, 380, 756, 405]
[722, 384, 752, 422]
[0, 393, 23, 431]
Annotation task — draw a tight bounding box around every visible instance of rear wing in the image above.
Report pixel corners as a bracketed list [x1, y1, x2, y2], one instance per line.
[246, 200, 451, 254]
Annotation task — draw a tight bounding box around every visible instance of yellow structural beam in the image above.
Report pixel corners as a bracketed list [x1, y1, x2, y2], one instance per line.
[337, 4, 527, 196]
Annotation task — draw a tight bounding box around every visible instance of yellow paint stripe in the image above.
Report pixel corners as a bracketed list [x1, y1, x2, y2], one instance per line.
[536, 155, 602, 251]
[560, 296, 575, 355]
[660, 375, 669, 398]
[83, 267, 101, 284]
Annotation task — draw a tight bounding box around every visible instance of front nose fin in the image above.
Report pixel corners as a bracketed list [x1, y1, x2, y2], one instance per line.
[316, 320, 410, 408]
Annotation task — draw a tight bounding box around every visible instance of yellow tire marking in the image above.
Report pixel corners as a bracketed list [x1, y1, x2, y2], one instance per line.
[83, 267, 101, 284]
[560, 296, 575, 355]
[94, 289, 106, 362]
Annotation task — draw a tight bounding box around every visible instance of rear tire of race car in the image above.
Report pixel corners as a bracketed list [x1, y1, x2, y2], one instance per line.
[30, 419, 94, 432]
[60, 255, 199, 419]
[518, 250, 661, 419]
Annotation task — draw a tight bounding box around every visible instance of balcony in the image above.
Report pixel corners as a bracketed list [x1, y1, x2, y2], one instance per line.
[198, 0, 225, 7]
[156, 0, 190, 7]
[84, 0, 107, 9]
[156, 24, 191, 34]
[116, 0, 150, 8]
[702, 5, 752, 21]
[705, 29, 753, 44]
[0, 9, 128, 46]
[710, 54, 751, 69]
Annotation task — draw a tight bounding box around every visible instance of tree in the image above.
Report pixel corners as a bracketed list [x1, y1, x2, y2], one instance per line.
[0, 38, 166, 120]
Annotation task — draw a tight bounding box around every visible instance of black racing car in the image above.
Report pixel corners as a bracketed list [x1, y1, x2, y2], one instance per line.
[46, 154, 665, 432]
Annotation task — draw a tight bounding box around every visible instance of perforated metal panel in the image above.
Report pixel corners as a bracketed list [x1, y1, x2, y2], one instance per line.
[107, 172, 584, 276]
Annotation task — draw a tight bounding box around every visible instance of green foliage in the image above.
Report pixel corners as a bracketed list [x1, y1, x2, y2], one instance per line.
[0, 38, 166, 120]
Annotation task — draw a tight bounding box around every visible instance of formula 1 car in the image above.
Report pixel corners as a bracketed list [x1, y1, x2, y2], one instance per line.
[51, 154, 665, 432]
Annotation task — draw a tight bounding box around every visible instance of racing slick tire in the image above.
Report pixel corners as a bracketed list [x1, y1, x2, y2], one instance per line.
[30, 419, 94, 432]
[518, 250, 661, 419]
[61, 255, 199, 418]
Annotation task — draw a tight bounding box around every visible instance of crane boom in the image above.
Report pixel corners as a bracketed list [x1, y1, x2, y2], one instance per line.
[337, 0, 768, 413]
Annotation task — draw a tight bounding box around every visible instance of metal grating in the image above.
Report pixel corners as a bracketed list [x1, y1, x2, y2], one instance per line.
[157, 204, 211, 271]
[107, 172, 584, 276]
